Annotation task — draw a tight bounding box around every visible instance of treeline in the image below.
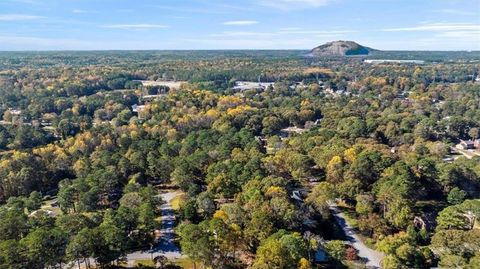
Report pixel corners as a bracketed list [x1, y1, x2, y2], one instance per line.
[0, 52, 479, 268]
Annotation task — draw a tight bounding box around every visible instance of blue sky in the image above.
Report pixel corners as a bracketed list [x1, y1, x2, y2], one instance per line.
[0, 0, 479, 50]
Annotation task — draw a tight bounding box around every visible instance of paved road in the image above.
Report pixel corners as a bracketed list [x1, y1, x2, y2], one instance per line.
[329, 203, 384, 269]
[126, 191, 183, 266]
[62, 191, 183, 269]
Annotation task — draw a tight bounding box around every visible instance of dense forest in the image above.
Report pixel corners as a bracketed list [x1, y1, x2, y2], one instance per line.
[0, 50, 479, 269]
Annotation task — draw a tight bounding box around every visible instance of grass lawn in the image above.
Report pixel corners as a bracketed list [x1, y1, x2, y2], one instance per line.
[342, 211, 358, 229]
[415, 200, 447, 212]
[171, 258, 195, 268]
[337, 205, 358, 229]
[134, 259, 154, 266]
[40, 198, 62, 216]
[345, 260, 369, 269]
[169, 192, 185, 211]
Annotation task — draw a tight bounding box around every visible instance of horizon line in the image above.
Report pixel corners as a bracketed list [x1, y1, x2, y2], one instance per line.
[1, 49, 479, 53]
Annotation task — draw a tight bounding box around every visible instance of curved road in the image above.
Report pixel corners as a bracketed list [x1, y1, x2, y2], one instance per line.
[329, 203, 384, 269]
[126, 191, 182, 266]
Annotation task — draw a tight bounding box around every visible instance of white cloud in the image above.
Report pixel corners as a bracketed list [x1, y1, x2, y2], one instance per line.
[279, 27, 302, 31]
[0, 35, 182, 50]
[0, 35, 96, 50]
[0, 14, 45, 21]
[383, 23, 480, 32]
[381, 23, 480, 50]
[203, 27, 356, 49]
[210, 31, 274, 37]
[434, 9, 476, 16]
[210, 28, 353, 38]
[72, 9, 87, 14]
[261, 0, 334, 10]
[223, 20, 258, 26]
[278, 29, 355, 35]
[437, 30, 480, 38]
[102, 24, 169, 30]
[182, 37, 320, 49]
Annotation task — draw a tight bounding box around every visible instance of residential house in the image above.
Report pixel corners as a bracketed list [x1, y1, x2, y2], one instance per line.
[458, 140, 476, 150]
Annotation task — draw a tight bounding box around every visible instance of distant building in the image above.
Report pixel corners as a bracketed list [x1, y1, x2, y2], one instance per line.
[8, 109, 22, 115]
[289, 82, 307, 90]
[364, 59, 425, 64]
[132, 104, 146, 114]
[133, 80, 185, 89]
[40, 120, 53, 127]
[413, 213, 437, 231]
[142, 94, 166, 102]
[304, 119, 321, 129]
[325, 88, 335, 95]
[442, 157, 454, 163]
[291, 190, 304, 202]
[232, 81, 274, 91]
[279, 126, 308, 138]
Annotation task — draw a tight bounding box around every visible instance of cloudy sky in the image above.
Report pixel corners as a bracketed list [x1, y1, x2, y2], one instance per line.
[0, 0, 479, 50]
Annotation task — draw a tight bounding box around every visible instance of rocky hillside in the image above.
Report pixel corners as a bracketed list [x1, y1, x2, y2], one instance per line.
[308, 41, 375, 57]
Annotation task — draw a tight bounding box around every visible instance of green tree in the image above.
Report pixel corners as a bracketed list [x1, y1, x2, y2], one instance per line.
[0, 239, 29, 269]
[58, 181, 77, 213]
[355, 194, 374, 216]
[252, 230, 307, 269]
[178, 223, 215, 269]
[66, 228, 96, 269]
[24, 191, 42, 212]
[0, 207, 29, 240]
[447, 187, 467, 205]
[306, 182, 335, 216]
[21, 227, 68, 269]
[325, 240, 346, 262]
[436, 206, 469, 230]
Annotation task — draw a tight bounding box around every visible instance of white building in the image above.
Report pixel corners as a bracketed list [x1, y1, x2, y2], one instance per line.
[132, 104, 146, 114]
[364, 59, 425, 64]
[232, 81, 274, 91]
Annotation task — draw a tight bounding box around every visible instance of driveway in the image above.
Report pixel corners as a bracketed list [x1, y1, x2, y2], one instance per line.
[329, 203, 384, 269]
[126, 191, 183, 266]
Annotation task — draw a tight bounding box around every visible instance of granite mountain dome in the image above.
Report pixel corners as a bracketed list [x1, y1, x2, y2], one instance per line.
[308, 41, 375, 56]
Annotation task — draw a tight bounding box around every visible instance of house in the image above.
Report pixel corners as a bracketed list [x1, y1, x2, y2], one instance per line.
[413, 213, 437, 231]
[304, 119, 321, 129]
[132, 104, 146, 114]
[279, 126, 308, 138]
[7, 109, 22, 116]
[458, 140, 476, 150]
[291, 190, 303, 202]
[442, 156, 454, 163]
[475, 139, 480, 148]
[40, 120, 53, 127]
[325, 88, 335, 95]
[50, 199, 59, 207]
[142, 94, 166, 102]
[289, 82, 307, 90]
